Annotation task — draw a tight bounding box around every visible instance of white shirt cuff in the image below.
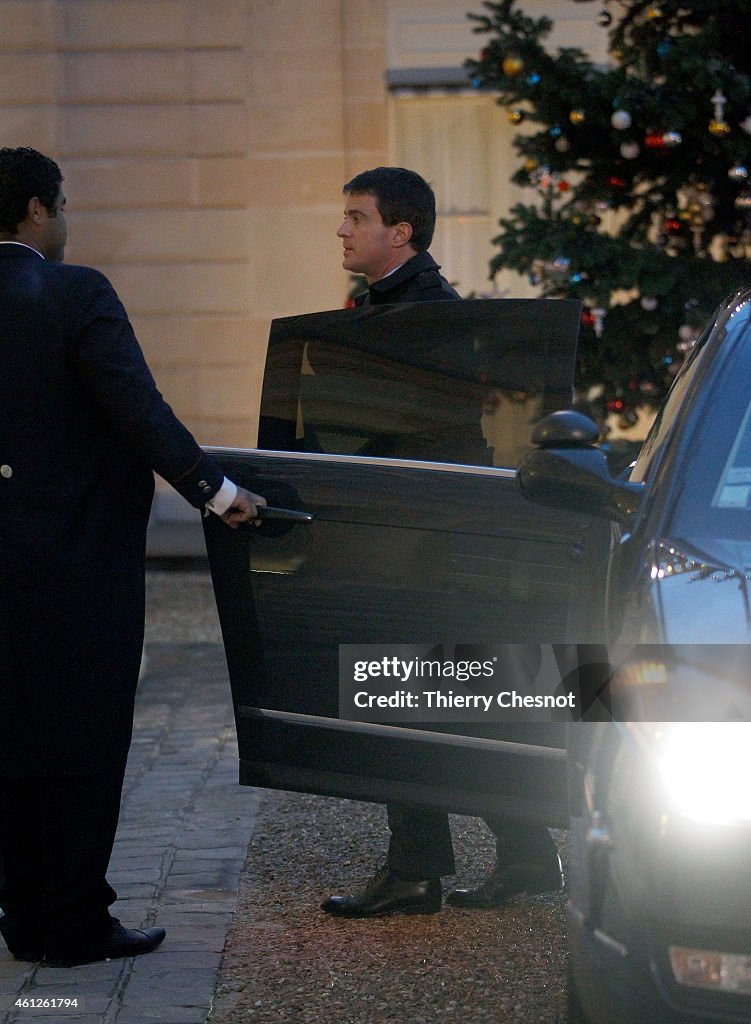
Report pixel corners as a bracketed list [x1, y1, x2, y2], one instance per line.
[205, 477, 237, 516]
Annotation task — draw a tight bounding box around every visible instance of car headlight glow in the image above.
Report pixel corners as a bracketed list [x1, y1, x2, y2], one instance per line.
[670, 945, 751, 994]
[656, 723, 751, 825]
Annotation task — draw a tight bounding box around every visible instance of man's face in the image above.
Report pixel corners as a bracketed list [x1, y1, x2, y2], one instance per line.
[336, 192, 402, 284]
[37, 184, 67, 262]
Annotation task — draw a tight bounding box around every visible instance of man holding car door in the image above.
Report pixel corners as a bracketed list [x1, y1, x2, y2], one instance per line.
[0, 147, 265, 967]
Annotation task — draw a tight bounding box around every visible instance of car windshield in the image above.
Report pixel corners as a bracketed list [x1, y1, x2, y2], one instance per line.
[668, 298, 751, 544]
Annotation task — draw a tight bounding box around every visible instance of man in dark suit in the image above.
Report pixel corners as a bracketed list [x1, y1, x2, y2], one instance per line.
[321, 167, 562, 917]
[0, 147, 264, 966]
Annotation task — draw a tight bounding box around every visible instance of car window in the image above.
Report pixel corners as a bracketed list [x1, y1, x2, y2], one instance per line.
[629, 309, 717, 485]
[258, 300, 582, 470]
[666, 300, 751, 540]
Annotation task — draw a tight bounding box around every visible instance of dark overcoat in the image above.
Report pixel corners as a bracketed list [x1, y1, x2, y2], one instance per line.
[0, 243, 223, 776]
[353, 250, 460, 306]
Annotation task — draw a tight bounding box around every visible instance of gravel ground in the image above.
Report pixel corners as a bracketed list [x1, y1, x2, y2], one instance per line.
[209, 794, 568, 1024]
[145, 568, 569, 1024]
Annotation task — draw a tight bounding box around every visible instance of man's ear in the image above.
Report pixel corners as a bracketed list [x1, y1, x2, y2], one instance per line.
[391, 221, 414, 249]
[26, 197, 46, 225]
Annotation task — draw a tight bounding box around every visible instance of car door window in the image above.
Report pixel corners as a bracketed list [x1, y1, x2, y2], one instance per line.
[258, 299, 582, 469]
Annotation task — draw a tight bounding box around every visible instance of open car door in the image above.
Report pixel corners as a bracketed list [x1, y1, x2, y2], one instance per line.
[204, 299, 608, 827]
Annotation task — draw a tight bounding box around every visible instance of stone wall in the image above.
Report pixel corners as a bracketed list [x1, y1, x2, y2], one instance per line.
[0, 0, 389, 448]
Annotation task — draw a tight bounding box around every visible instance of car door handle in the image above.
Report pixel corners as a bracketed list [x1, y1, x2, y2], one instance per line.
[255, 505, 314, 523]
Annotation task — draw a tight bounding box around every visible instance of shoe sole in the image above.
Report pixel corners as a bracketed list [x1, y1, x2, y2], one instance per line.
[446, 884, 564, 909]
[45, 936, 165, 968]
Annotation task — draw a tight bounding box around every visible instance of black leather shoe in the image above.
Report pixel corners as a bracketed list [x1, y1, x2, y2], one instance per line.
[45, 920, 166, 967]
[321, 865, 442, 918]
[446, 857, 563, 909]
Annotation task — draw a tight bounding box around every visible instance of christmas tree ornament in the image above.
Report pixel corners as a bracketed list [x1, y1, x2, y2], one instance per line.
[710, 119, 731, 136]
[735, 192, 751, 209]
[646, 132, 667, 149]
[621, 141, 640, 159]
[640, 296, 658, 310]
[729, 165, 749, 181]
[592, 308, 606, 336]
[569, 109, 586, 125]
[709, 90, 730, 135]
[597, 10, 612, 26]
[646, 6, 662, 18]
[657, 40, 672, 57]
[555, 137, 571, 152]
[508, 108, 524, 124]
[502, 54, 525, 77]
[527, 71, 541, 86]
[546, 255, 571, 280]
[662, 131, 682, 147]
[611, 110, 632, 130]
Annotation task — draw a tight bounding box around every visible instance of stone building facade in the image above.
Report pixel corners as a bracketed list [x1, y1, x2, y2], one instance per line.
[0, 0, 604, 456]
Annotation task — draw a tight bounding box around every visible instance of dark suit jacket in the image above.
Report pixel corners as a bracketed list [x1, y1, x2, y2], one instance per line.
[354, 251, 460, 306]
[0, 243, 223, 775]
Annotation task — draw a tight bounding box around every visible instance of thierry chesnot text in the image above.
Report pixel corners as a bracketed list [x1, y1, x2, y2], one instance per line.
[353, 690, 577, 711]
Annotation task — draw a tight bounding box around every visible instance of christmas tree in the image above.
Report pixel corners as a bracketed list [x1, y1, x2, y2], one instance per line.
[466, 0, 751, 426]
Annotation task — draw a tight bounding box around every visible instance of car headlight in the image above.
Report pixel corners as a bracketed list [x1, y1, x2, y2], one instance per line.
[669, 945, 751, 995]
[655, 722, 751, 825]
[607, 650, 751, 824]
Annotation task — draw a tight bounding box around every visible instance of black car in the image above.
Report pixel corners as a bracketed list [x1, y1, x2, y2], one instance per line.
[203, 292, 751, 1024]
[518, 287, 751, 1023]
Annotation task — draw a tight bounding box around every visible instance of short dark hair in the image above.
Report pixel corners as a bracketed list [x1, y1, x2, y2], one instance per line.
[0, 147, 63, 234]
[343, 167, 436, 251]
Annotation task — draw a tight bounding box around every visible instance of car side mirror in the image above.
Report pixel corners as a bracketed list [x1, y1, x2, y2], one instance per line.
[518, 411, 645, 527]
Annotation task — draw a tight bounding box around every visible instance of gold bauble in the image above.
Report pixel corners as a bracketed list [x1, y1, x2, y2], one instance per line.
[569, 109, 586, 126]
[709, 119, 731, 136]
[508, 109, 524, 125]
[502, 55, 525, 77]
